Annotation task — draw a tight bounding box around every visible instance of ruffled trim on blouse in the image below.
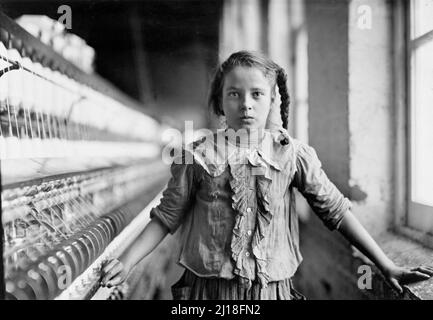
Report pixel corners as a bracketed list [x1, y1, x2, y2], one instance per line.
[229, 146, 284, 288]
[250, 160, 273, 288]
[229, 162, 253, 285]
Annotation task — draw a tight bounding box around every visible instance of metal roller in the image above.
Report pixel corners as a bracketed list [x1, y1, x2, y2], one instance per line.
[114, 209, 127, 229]
[96, 221, 111, 243]
[105, 214, 121, 236]
[67, 240, 88, 275]
[104, 216, 117, 238]
[80, 229, 101, 261]
[53, 249, 78, 281]
[89, 224, 107, 253]
[35, 261, 59, 299]
[71, 237, 92, 269]
[75, 232, 97, 264]
[62, 244, 83, 278]
[117, 208, 129, 226]
[24, 268, 50, 300]
[99, 218, 114, 242]
[86, 228, 103, 258]
[92, 224, 108, 253]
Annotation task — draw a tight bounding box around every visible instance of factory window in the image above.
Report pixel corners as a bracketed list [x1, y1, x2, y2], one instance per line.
[407, 0, 433, 234]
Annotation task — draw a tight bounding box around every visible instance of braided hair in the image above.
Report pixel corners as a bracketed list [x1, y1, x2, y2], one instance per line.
[208, 51, 290, 145]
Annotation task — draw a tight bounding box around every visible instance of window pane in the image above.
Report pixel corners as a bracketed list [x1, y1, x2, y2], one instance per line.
[411, 0, 433, 39]
[411, 41, 433, 206]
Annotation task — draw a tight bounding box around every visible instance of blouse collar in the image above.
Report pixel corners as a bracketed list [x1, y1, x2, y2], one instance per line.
[188, 128, 292, 176]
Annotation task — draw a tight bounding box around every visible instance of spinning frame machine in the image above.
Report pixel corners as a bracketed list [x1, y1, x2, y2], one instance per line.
[0, 11, 171, 300]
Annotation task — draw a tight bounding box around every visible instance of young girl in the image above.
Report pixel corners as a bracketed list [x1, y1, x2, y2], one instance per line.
[101, 51, 432, 300]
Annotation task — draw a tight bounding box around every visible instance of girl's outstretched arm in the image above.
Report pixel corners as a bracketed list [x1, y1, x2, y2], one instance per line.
[100, 218, 169, 287]
[100, 151, 197, 287]
[338, 210, 433, 293]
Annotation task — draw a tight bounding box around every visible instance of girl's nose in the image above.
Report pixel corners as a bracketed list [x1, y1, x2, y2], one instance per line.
[240, 95, 253, 111]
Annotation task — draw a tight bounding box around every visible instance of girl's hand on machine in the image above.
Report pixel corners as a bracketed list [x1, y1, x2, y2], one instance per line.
[100, 258, 130, 287]
[383, 264, 433, 294]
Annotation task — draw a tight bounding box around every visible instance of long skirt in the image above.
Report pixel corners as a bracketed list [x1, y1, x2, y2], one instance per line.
[171, 269, 306, 300]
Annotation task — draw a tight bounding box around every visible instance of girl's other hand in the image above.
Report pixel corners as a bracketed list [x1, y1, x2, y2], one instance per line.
[100, 258, 130, 288]
[384, 264, 433, 294]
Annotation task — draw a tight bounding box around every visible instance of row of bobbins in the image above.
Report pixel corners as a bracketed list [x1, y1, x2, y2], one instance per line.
[5, 208, 131, 300]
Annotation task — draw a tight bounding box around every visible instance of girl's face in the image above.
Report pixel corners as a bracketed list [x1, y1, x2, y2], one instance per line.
[222, 66, 274, 131]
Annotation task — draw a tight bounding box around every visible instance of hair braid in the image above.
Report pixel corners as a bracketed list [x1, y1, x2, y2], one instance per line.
[277, 68, 290, 130]
[276, 68, 290, 145]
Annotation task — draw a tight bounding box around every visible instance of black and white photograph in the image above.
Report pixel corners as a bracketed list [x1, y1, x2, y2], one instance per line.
[0, 0, 433, 307]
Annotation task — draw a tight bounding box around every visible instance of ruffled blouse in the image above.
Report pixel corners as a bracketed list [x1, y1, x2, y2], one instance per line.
[150, 128, 352, 288]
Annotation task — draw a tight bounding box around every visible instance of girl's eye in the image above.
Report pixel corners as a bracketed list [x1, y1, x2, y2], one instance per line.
[228, 92, 239, 97]
[252, 91, 264, 98]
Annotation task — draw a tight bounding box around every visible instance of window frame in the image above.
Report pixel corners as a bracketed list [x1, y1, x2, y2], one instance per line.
[395, 0, 433, 247]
